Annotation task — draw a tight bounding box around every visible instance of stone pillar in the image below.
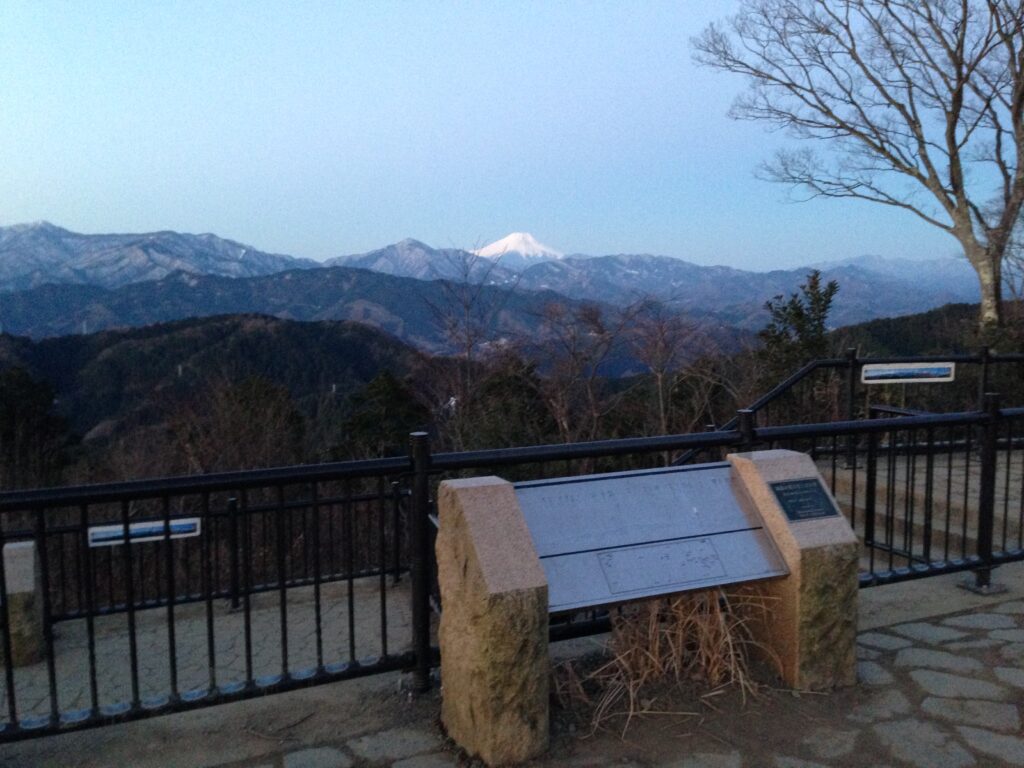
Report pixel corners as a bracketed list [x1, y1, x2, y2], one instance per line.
[2, 541, 45, 667]
[436, 477, 549, 767]
[728, 450, 859, 690]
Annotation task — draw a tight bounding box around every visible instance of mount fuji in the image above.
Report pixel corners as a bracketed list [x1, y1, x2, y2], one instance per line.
[473, 232, 564, 270]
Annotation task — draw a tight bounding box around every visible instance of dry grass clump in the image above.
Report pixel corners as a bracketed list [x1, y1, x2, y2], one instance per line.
[553, 587, 776, 736]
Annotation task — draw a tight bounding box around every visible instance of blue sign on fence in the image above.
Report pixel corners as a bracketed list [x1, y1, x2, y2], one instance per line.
[87, 518, 201, 547]
[861, 362, 955, 384]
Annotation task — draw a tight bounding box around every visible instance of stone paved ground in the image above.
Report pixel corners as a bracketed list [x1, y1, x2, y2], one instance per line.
[1, 576, 412, 722]
[3, 563, 1024, 768]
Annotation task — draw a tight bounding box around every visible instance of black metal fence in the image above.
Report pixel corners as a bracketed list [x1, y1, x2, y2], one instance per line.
[2, 361, 1024, 741]
[0, 457, 416, 740]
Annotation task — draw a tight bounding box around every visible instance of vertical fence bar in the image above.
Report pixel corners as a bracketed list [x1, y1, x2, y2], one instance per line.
[162, 496, 179, 701]
[240, 490, 253, 687]
[972, 393, 1000, 591]
[978, 346, 990, 410]
[737, 409, 756, 451]
[409, 431, 432, 693]
[79, 504, 99, 714]
[311, 483, 323, 671]
[845, 348, 857, 468]
[923, 427, 935, 563]
[227, 498, 240, 611]
[275, 484, 289, 680]
[343, 479, 356, 664]
[34, 511, 58, 724]
[0, 532, 19, 726]
[865, 429, 878, 575]
[390, 481, 402, 584]
[377, 476, 389, 659]
[120, 500, 141, 709]
[201, 493, 217, 693]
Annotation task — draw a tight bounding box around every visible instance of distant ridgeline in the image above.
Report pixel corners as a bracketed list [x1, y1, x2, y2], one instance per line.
[0, 223, 982, 343]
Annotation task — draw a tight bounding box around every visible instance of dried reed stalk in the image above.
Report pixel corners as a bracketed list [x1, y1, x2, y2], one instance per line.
[553, 587, 777, 737]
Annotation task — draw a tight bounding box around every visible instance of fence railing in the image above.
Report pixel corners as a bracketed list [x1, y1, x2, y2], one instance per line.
[2, 393, 1024, 740]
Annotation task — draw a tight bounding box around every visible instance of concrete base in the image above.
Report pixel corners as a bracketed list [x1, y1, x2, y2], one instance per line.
[729, 450, 860, 690]
[435, 477, 549, 767]
[2, 541, 45, 667]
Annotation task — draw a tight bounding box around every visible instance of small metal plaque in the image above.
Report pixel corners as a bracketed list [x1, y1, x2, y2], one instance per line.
[88, 518, 201, 547]
[861, 362, 955, 384]
[515, 464, 788, 612]
[770, 479, 838, 522]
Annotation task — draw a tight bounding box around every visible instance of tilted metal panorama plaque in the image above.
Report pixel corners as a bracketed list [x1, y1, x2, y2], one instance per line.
[514, 463, 788, 613]
[770, 478, 839, 523]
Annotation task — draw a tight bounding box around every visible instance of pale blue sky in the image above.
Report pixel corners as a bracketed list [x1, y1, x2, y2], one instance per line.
[0, 1, 956, 268]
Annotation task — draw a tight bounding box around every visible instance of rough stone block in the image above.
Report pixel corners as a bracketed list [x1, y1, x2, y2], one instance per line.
[728, 450, 859, 690]
[436, 477, 549, 766]
[2, 541, 44, 667]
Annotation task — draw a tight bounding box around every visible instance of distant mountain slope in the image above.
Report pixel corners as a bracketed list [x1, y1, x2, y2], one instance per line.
[833, 302, 984, 356]
[514, 256, 980, 329]
[0, 221, 317, 291]
[330, 239, 981, 329]
[0, 314, 424, 438]
[0, 264, 749, 358]
[327, 238, 517, 283]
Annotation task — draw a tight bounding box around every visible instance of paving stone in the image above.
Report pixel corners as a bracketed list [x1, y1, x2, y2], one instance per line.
[857, 645, 881, 660]
[873, 719, 975, 768]
[994, 666, 1024, 688]
[802, 728, 858, 758]
[894, 647, 983, 673]
[392, 754, 459, 768]
[956, 726, 1024, 764]
[946, 639, 1002, 651]
[989, 628, 1024, 642]
[282, 747, 353, 768]
[858, 660, 894, 686]
[347, 727, 442, 762]
[910, 670, 1010, 700]
[943, 613, 1017, 630]
[892, 622, 967, 644]
[994, 600, 1024, 615]
[920, 697, 1020, 732]
[848, 689, 912, 723]
[859, 631, 913, 650]
[1000, 642, 1024, 663]
[773, 758, 829, 768]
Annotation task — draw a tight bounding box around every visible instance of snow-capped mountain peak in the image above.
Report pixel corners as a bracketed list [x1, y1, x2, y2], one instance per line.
[474, 232, 563, 261]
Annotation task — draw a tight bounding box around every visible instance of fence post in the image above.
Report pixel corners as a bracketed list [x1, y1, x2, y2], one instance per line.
[409, 431, 433, 692]
[864, 428, 878, 574]
[737, 409, 756, 450]
[978, 346, 990, 410]
[967, 393, 1005, 593]
[228, 497, 240, 610]
[845, 347, 858, 468]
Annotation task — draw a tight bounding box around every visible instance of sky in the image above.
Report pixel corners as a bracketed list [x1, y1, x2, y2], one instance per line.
[0, 1, 958, 269]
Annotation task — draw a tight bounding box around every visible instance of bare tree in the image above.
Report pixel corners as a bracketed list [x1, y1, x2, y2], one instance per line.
[628, 299, 712, 436]
[424, 249, 520, 448]
[531, 301, 640, 444]
[695, 1, 1024, 329]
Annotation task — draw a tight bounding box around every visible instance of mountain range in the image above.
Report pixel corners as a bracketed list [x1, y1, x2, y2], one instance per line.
[0, 221, 316, 291]
[0, 222, 982, 340]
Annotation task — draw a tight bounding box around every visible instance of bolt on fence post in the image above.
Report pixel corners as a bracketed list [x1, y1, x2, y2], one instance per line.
[968, 393, 1004, 593]
[845, 347, 858, 468]
[409, 431, 432, 692]
[737, 409, 756, 451]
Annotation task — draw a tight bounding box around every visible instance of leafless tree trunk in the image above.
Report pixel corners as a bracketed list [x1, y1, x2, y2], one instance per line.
[695, 0, 1024, 330]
